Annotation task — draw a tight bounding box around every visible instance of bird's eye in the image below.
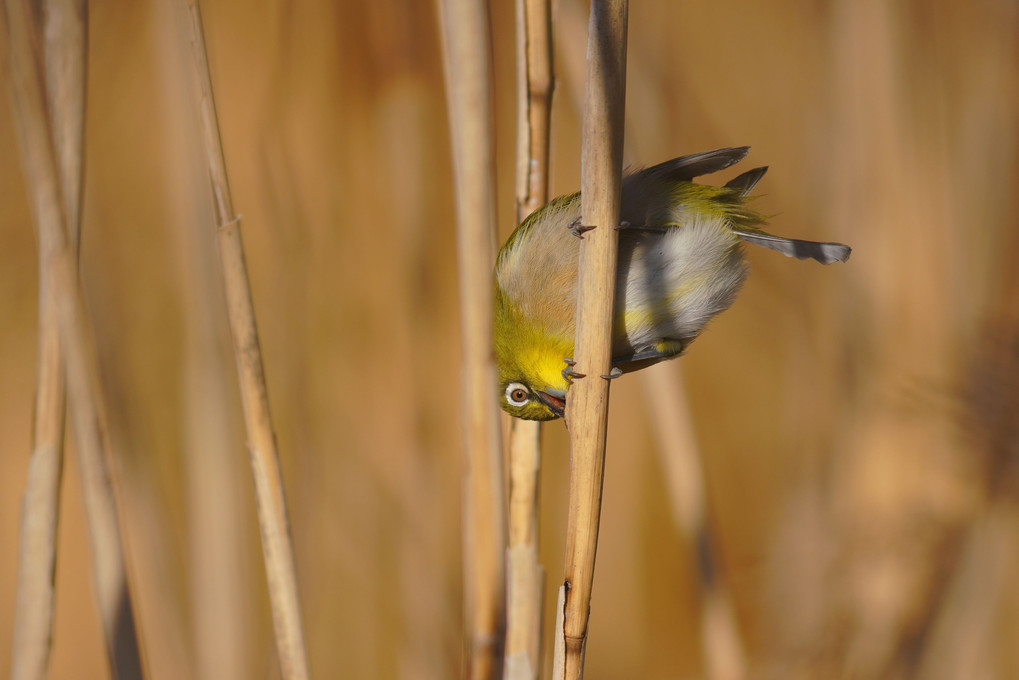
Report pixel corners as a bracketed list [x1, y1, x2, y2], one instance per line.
[505, 382, 530, 407]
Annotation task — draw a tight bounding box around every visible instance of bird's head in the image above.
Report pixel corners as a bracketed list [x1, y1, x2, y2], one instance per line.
[494, 303, 573, 421]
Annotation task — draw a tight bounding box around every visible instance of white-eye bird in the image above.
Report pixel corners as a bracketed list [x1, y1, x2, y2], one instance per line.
[494, 147, 851, 421]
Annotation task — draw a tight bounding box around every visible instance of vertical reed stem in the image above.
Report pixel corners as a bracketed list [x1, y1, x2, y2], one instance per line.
[10, 0, 86, 677]
[641, 366, 747, 680]
[182, 2, 310, 679]
[550, 584, 567, 679]
[438, 0, 507, 677]
[554, 5, 743, 673]
[5, 0, 146, 676]
[505, 0, 553, 678]
[560, 1, 627, 679]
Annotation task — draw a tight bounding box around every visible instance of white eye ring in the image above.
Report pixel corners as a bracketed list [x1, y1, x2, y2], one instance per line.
[505, 382, 530, 407]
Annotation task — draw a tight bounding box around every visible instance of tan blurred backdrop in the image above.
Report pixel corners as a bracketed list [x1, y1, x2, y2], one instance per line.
[2, 0, 1018, 678]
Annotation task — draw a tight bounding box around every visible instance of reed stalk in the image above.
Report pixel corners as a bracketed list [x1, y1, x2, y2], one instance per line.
[550, 584, 567, 679]
[152, 7, 250, 675]
[181, 2, 310, 678]
[5, 0, 146, 676]
[641, 365, 747, 680]
[504, 420, 544, 680]
[10, 0, 85, 678]
[554, 6, 746, 673]
[437, 0, 507, 677]
[559, 1, 627, 678]
[504, 0, 553, 678]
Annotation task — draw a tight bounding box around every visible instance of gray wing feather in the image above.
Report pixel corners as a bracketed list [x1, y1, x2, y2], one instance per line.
[638, 147, 750, 183]
[724, 167, 768, 196]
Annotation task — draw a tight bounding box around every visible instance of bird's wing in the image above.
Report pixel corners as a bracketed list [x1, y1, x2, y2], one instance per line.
[724, 166, 768, 196]
[636, 147, 750, 184]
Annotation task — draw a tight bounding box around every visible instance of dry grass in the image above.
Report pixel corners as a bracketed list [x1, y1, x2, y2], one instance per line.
[2, 1, 1018, 678]
[4, 0, 145, 675]
[181, 1, 309, 677]
[641, 364, 747, 680]
[438, 0, 507, 676]
[9, 0, 85, 678]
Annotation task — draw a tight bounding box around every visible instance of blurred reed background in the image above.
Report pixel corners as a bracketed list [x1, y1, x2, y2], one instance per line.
[2, 0, 1018, 678]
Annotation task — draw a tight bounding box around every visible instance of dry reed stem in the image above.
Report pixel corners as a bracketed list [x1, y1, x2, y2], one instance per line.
[513, 0, 553, 222]
[915, 506, 1016, 680]
[550, 584, 567, 679]
[554, 4, 747, 673]
[152, 8, 250, 674]
[504, 0, 553, 677]
[10, 0, 86, 677]
[504, 421, 543, 680]
[826, 1, 967, 675]
[182, 2, 310, 679]
[4, 0, 147, 676]
[437, 0, 507, 677]
[641, 365, 747, 680]
[560, 1, 627, 678]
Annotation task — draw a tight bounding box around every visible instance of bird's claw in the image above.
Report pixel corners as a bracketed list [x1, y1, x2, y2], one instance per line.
[613, 221, 632, 231]
[601, 367, 623, 380]
[568, 217, 596, 238]
[562, 358, 586, 383]
[563, 367, 587, 382]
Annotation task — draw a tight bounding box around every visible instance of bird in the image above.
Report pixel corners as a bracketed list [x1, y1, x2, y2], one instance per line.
[493, 146, 851, 421]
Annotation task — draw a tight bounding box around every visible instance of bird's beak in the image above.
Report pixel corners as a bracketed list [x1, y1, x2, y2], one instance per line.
[536, 390, 566, 418]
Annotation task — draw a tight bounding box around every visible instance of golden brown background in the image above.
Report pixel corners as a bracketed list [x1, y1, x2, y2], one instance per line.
[2, 0, 1018, 678]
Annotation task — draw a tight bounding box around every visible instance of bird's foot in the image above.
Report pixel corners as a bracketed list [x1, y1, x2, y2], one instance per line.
[562, 358, 586, 383]
[601, 366, 623, 380]
[568, 217, 596, 238]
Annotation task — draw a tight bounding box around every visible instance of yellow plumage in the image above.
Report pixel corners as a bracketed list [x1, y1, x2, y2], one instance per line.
[494, 147, 850, 421]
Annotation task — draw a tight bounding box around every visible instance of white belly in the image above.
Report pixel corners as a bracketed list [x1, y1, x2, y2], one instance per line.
[617, 215, 747, 353]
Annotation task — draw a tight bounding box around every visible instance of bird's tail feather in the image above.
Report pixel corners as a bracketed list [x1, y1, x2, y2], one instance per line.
[732, 228, 851, 264]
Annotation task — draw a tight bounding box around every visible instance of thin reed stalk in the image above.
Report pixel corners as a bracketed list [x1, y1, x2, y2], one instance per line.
[181, 2, 310, 679]
[504, 420, 543, 680]
[152, 7, 250, 675]
[513, 0, 554, 222]
[825, 2, 967, 676]
[4, 0, 146, 676]
[554, 6, 746, 673]
[504, 0, 553, 678]
[641, 365, 747, 680]
[10, 0, 86, 678]
[915, 506, 1016, 680]
[550, 584, 567, 679]
[437, 0, 507, 677]
[559, 1, 627, 678]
